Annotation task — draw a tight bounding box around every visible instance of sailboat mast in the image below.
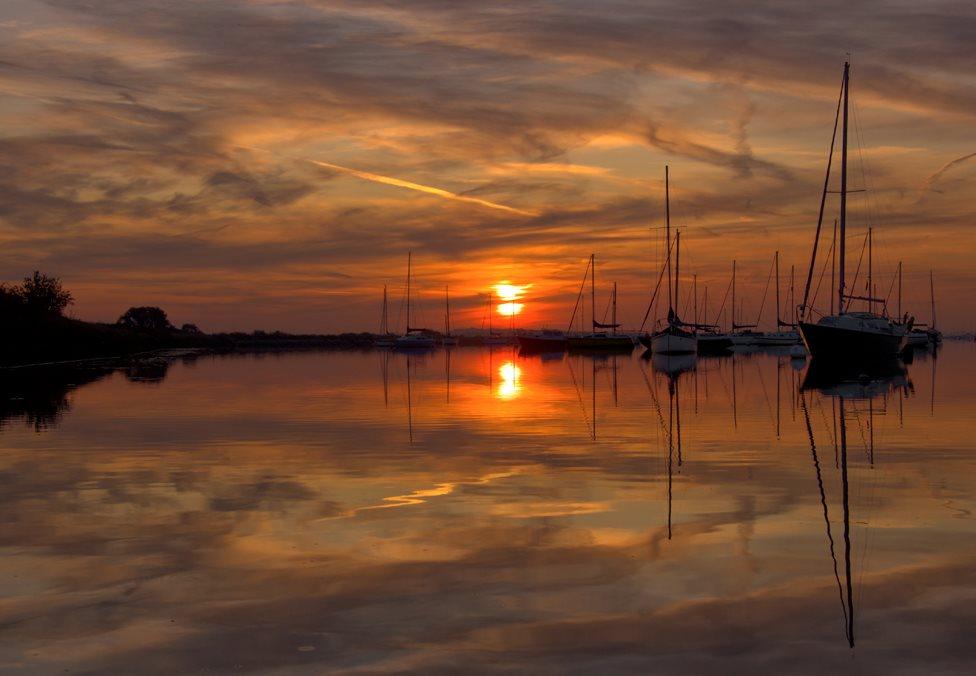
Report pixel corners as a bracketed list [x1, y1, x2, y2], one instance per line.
[868, 227, 873, 314]
[381, 284, 388, 334]
[838, 61, 850, 314]
[898, 261, 902, 318]
[775, 250, 781, 328]
[612, 282, 617, 335]
[488, 294, 492, 335]
[674, 230, 681, 317]
[788, 265, 796, 328]
[591, 253, 596, 331]
[665, 166, 672, 310]
[693, 274, 698, 325]
[703, 285, 708, 326]
[406, 251, 412, 331]
[831, 219, 837, 314]
[731, 260, 737, 330]
[930, 269, 936, 329]
[445, 285, 450, 336]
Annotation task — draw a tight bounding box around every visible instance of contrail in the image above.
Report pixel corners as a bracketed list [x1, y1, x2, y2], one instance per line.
[919, 151, 976, 198]
[308, 159, 536, 216]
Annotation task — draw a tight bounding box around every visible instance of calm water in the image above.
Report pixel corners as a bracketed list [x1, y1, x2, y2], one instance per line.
[1, 343, 974, 674]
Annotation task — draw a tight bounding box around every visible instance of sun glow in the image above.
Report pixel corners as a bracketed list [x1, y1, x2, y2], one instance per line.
[494, 282, 529, 317]
[497, 361, 522, 400]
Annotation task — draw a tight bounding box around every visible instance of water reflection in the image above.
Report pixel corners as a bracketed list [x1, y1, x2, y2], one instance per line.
[1, 343, 974, 673]
[497, 361, 522, 400]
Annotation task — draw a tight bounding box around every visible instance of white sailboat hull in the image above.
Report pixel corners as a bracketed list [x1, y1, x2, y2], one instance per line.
[651, 331, 697, 355]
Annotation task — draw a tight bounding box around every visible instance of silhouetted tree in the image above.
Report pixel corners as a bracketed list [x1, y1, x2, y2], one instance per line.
[180, 323, 202, 334]
[117, 306, 173, 331]
[18, 271, 73, 316]
[0, 283, 25, 317]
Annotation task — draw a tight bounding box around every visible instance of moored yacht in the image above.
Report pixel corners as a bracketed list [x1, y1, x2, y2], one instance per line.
[798, 62, 909, 360]
[647, 168, 696, 355]
[395, 252, 437, 349]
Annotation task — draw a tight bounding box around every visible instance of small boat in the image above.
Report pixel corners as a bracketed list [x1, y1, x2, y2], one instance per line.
[905, 329, 929, 349]
[751, 253, 802, 346]
[374, 284, 399, 347]
[517, 331, 567, 353]
[798, 62, 910, 360]
[566, 256, 634, 352]
[440, 285, 458, 346]
[394, 252, 436, 350]
[696, 331, 734, 353]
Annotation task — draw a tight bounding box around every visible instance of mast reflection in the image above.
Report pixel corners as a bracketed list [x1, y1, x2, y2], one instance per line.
[800, 359, 914, 649]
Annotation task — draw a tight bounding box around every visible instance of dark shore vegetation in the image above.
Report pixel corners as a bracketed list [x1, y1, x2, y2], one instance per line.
[1, 272, 379, 368]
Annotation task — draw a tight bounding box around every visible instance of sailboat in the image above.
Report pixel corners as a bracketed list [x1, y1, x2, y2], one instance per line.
[646, 167, 697, 355]
[926, 271, 943, 345]
[897, 262, 929, 349]
[441, 285, 458, 346]
[754, 252, 802, 346]
[374, 285, 399, 347]
[567, 255, 635, 351]
[798, 62, 910, 360]
[395, 251, 436, 349]
[482, 294, 511, 345]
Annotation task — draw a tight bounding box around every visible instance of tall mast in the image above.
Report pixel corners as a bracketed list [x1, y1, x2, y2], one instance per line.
[665, 166, 672, 310]
[445, 285, 450, 336]
[930, 270, 936, 329]
[674, 230, 681, 319]
[693, 274, 698, 325]
[406, 251, 412, 331]
[488, 293, 492, 335]
[612, 282, 617, 334]
[897, 261, 902, 318]
[790, 265, 795, 326]
[831, 219, 837, 314]
[703, 285, 708, 326]
[731, 259, 737, 330]
[591, 253, 596, 331]
[775, 250, 781, 328]
[867, 227, 873, 314]
[381, 284, 388, 334]
[838, 61, 850, 314]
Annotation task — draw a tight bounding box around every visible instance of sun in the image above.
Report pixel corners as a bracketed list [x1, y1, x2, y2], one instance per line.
[493, 282, 529, 316]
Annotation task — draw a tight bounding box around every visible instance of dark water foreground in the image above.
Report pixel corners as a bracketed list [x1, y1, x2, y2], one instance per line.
[1, 343, 974, 674]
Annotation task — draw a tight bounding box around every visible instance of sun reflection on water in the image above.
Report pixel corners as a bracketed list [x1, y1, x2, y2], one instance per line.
[497, 361, 522, 399]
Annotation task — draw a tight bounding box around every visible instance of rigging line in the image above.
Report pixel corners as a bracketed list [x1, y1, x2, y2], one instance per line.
[639, 235, 677, 333]
[800, 393, 849, 634]
[565, 356, 595, 439]
[566, 256, 592, 334]
[844, 232, 869, 312]
[801, 72, 845, 317]
[754, 361, 776, 427]
[811, 234, 835, 313]
[638, 362, 670, 437]
[755, 256, 776, 328]
[713, 274, 733, 328]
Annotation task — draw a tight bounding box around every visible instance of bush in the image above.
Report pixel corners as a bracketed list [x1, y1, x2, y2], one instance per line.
[117, 306, 173, 331]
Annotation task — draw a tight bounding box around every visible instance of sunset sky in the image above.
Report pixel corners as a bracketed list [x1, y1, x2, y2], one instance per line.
[1, 0, 974, 332]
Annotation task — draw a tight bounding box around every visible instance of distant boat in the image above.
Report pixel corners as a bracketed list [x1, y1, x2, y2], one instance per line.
[567, 255, 635, 352]
[645, 167, 696, 355]
[395, 252, 436, 349]
[798, 62, 910, 360]
[441, 285, 458, 346]
[517, 330, 567, 353]
[753, 252, 802, 346]
[926, 270, 943, 345]
[374, 284, 399, 347]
